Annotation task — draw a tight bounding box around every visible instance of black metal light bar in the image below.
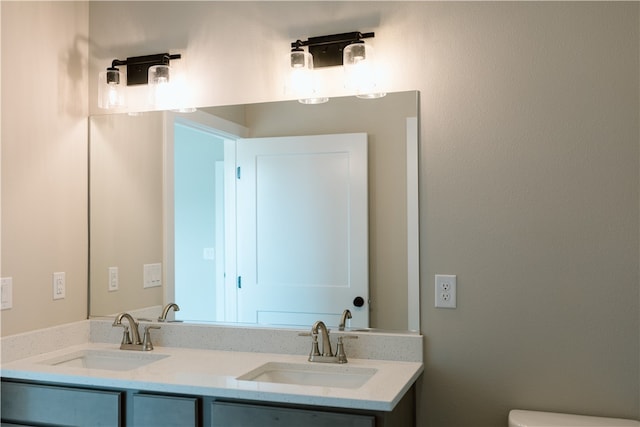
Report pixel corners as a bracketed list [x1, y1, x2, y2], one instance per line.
[108, 53, 181, 86]
[291, 32, 374, 68]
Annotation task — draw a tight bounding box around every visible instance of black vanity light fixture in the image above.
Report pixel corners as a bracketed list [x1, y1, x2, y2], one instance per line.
[288, 31, 386, 104]
[99, 53, 191, 111]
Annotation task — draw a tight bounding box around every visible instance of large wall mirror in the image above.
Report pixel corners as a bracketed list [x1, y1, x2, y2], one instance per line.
[89, 91, 420, 333]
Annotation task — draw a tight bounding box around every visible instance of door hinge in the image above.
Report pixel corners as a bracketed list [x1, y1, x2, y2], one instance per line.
[237, 276, 242, 289]
[236, 166, 241, 179]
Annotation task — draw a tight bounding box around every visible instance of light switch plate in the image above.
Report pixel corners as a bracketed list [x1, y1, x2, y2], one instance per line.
[143, 263, 162, 288]
[1, 277, 13, 310]
[108, 267, 119, 292]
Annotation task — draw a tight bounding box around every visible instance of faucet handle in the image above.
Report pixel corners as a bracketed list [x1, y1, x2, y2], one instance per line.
[142, 325, 161, 351]
[310, 333, 320, 357]
[303, 333, 321, 359]
[112, 320, 133, 345]
[113, 324, 132, 345]
[299, 332, 321, 358]
[335, 335, 358, 364]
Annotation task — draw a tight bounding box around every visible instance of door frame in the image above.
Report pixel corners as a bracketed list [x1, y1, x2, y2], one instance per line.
[163, 110, 247, 321]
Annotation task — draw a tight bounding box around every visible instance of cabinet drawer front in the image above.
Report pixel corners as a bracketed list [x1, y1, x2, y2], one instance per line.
[211, 401, 375, 427]
[133, 393, 199, 427]
[1, 381, 122, 426]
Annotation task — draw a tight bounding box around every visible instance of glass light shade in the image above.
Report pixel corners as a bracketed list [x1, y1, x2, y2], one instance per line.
[148, 64, 173, 110]
[168, 69, 196, 113]
[343, 42, 386, 99]
[287, 50, 328, 104]
[98, 69, 125, 109]
[298, 96, 329, 105]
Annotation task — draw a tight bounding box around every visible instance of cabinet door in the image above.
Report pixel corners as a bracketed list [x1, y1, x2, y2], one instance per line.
[1, 381, 122, 426]
[211, 401, 374, 427]
[133, 393, 199, 427]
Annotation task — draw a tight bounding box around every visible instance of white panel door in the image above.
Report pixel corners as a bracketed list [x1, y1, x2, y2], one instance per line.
[236, 133, 368, 328]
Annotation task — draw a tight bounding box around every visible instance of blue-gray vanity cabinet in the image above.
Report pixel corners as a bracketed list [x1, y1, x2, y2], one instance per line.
[1, 379, 415, 427]
[1, 380, 122, 426]
[132, 393, 199, 427]
[211, 401, 375, 427]
[208, 386, 415, 427]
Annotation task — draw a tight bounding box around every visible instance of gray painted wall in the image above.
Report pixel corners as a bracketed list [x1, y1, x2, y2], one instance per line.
[2, 2, 638, 426]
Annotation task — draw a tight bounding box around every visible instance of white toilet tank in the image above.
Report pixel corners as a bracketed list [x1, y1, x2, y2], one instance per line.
[509, 410, 640, 427]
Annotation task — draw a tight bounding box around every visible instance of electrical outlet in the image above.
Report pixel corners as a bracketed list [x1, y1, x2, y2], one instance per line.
[435, 274, 456, 308]
[53, 272, 66, 300]
[1, 277, 13, 310]
[108, 267, 119, 292]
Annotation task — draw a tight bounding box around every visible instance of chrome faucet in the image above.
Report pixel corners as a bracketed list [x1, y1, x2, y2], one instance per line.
[158, 302, 180, 322]
[113, 313, 160, 351]
[113, 313, 141, 345]
[303, 320, 358, 364]
[338, 309, 352, 331]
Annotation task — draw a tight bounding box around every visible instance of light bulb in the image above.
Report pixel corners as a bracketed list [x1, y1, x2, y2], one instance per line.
[98, 68, 125, 109]
[148, 64, 173, 109]
[343, 42, 386, 99]
[287, 50, 328, 104]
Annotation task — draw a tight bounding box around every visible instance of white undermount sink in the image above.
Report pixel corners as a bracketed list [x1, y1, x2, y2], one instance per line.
[40, 349, 169, 371]
[237, 362, 376, 389]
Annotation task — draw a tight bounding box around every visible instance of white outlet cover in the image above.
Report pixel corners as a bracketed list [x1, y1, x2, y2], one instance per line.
[435, 274, 457, 308]
[108, 267, 119, 292]
[53, 272, 66, 300]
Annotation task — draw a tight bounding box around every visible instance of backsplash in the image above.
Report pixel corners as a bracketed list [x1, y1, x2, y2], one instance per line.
[2, 319, 422, 364]
[1, 321, 91, 363]
[90, 319, 423, 362]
